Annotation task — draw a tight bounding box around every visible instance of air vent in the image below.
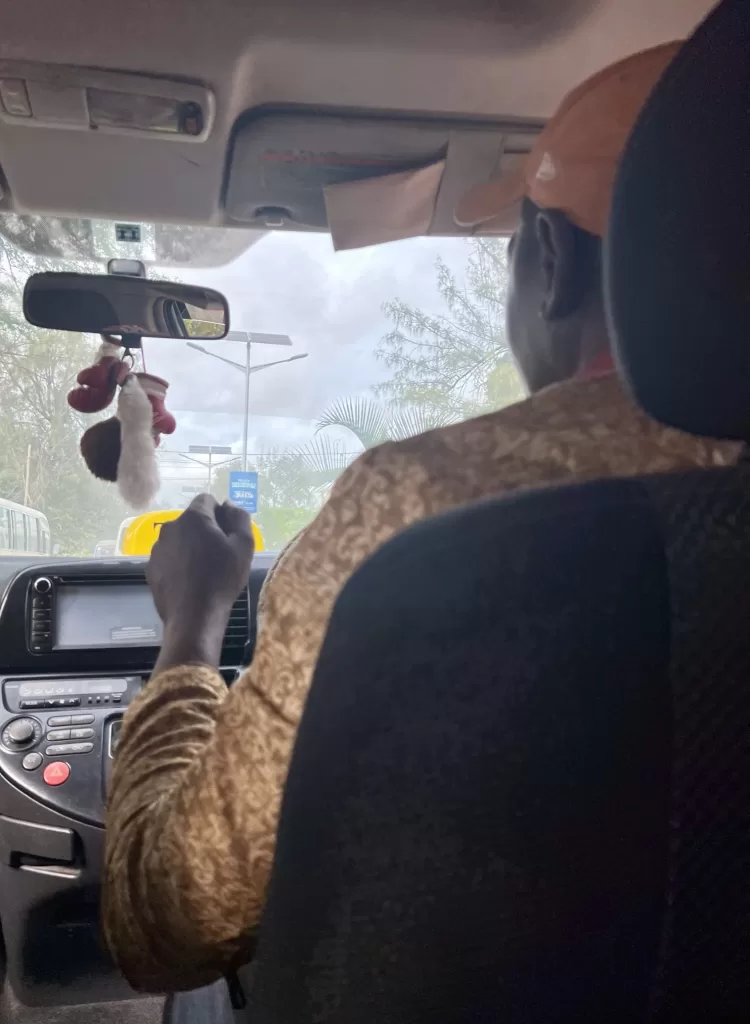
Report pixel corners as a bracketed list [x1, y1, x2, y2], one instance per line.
[222, 590, 250, 663]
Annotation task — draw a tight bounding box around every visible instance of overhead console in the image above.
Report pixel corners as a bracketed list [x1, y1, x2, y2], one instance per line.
[0, 63, 542, 235]
[0, 558, 250, 827]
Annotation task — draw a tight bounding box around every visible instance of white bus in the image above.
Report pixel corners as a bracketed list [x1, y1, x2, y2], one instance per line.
[0, 498, 51, 556]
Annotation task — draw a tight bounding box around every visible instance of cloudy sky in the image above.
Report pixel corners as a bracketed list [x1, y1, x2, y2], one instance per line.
[145, 230, 481, 473]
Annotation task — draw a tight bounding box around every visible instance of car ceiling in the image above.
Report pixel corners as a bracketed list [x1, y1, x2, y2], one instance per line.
[0, 0, 715, 229]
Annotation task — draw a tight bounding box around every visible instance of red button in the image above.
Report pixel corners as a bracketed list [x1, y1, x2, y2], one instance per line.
[43, 761, 70, 786]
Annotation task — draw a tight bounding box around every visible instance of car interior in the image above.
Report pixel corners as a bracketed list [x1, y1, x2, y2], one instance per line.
[0, 0, 738, 1021]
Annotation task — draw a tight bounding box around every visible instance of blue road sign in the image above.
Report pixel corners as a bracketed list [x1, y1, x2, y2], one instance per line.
[229, 471, 258, 514]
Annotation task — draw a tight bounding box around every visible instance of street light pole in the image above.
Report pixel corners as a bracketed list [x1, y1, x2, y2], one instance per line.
[187, 445, 233, 495]
[186, 336, 307, 473]
[242, 338, 251, 472]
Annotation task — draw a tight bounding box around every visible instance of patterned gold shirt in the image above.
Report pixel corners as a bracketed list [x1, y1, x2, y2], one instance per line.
[103, 373, 738, 992]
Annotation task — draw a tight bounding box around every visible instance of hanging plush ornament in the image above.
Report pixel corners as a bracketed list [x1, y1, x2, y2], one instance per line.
[67, 337, 129, 413]
[68, 339, 176, 510]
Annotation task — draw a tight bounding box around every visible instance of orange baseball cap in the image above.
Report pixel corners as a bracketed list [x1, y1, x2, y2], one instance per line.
[454, 41, 682, 238]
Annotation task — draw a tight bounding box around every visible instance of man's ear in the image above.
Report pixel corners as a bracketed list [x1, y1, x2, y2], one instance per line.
[535, 209, 584, 321]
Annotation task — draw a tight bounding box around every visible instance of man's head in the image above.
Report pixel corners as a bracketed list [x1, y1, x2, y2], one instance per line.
[456, 41, 681, 393]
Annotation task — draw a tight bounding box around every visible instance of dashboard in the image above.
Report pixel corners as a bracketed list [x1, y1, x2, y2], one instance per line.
[0, 555, 272, 826]
[0, 554, 273, 1007]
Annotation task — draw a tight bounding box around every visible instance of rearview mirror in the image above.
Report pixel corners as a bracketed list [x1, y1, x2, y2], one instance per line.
[23, 272, 229, 341]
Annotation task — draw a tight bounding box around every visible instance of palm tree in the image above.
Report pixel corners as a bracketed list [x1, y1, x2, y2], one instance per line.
[288, 396, 457, 490]
[316, 396, 456, 448]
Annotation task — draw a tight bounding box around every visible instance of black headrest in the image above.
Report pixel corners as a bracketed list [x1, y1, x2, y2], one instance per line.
[605, 0, 750, 441]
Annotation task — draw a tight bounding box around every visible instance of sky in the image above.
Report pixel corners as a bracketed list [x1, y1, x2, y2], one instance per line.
[144, 230, 482, 474]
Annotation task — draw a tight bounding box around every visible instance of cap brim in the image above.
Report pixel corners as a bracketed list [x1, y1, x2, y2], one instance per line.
[453, 165, 526, 228]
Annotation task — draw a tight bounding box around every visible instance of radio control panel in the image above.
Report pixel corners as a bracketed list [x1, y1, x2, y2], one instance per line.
[0, 674, 143, 825]
[5, 675, 134, 714]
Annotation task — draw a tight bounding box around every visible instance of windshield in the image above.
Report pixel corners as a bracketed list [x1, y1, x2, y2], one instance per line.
[0, 216, 520, 557]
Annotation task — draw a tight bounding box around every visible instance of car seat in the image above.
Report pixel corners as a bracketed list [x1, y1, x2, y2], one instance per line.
[240, 1, 750, 1021]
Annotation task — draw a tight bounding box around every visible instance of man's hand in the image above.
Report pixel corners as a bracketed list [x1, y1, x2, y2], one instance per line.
[147, 494, 254, 673]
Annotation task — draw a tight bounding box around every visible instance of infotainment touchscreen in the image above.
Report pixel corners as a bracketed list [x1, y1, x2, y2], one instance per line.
[55, 584, 163, 649]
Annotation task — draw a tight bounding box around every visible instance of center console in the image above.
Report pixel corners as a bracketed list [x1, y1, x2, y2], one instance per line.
[0, 555, 269, 1007]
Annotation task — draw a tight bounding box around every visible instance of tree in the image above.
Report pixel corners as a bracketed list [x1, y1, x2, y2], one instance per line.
[0, 227, 131, 555]
[282, 240, 524, 497]
[314, 397, 455, 449]
[273, 397, 451, 491]
[0, 322, 128, 554]
[0, 215, 96, 261]
[375, 237, 523, 418]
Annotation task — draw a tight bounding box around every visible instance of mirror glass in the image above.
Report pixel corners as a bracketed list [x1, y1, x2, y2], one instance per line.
[23, 272, 229, 340]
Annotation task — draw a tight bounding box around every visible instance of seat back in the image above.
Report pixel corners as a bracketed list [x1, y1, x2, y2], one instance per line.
[246, 467, 750, 1022]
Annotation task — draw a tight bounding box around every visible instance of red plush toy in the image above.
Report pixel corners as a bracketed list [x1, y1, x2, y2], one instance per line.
[69, 339, 176, 509]
[67, 338, 129, 414]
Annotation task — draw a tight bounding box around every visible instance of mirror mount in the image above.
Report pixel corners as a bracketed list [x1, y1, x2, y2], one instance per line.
[118, 333, 144, 351]
[107, 258, 147, 278]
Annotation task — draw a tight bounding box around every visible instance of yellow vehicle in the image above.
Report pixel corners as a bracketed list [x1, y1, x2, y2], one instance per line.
[116, 509, 264, 557]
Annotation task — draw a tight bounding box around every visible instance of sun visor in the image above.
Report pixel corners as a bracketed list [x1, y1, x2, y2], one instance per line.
[224, 109, 538, 245]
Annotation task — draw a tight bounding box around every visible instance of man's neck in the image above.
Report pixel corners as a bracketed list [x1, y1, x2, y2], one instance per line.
[577, 348, 615, 381]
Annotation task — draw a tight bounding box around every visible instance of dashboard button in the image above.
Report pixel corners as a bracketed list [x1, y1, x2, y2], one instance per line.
[70, 714, 94, 725]
[20, 700, 45, 710]
[3, 718, 39, 749]
[47, 715, 72, 727]
[43, 761, 70, 786]
[45, 742, 93, 756]
[46, 728, 71, 741]
[7, 719, 34, 744]
[22, 752, 42, 771]
[70, 728, 94, 740]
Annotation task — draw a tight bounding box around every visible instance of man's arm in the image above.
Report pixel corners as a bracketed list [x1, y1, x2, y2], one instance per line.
[102, 659, 296, 991]
[102, 450, 408, 992]
[103, 495, 283, 991]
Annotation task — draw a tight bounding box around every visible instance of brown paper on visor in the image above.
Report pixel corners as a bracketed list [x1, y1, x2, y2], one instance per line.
[454, 41, 682, 238]
[324, 159, 445, 251]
